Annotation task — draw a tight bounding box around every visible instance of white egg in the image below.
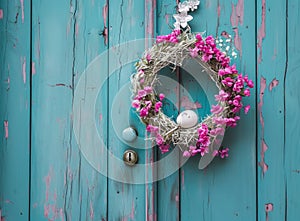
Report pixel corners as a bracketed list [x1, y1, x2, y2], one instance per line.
[176, 110, 198, 129]
[122, 127, 137, 142]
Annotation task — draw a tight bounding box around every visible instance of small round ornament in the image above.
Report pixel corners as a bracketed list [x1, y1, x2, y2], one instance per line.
[176, 110, 198, 128]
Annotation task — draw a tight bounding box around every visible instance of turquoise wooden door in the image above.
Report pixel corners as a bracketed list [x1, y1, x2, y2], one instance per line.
[1, 0, 300, 220]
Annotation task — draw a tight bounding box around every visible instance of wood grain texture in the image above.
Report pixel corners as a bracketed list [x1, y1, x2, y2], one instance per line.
[156, 1, 180, 220]
[181, 1, 256, 220]
[30, 0, 107, 220]
[1, 0, 300, 220]
[285, 1, 300, 219]
[0, 0, 30, 220]
[107, 0, 147, 220]
[256, 0, 287, 220]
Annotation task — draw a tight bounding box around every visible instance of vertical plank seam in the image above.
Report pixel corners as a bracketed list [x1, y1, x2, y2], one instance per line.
[28, 0, 33, 220]
[106, 0, 110, 220]
[255, 0, 258, 220]
[283, 0, 289, 220]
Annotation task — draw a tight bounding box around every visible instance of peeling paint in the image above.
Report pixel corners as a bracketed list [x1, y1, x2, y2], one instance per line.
[258, 0, 266, 63]
[145, 0, 156, 48]
[260, 139, 269, 174]
[102, 2, 108, 45]
[44, 170, 52, 202]
[258, 77, 268, 175]
[268, 78, 279, 91]
[20, 0, 24, 23]
[4, 121, 8, 139]
[217, 3, 221, 18]
[265, 203, 273, 221]
[230, 0, 244, 55]
[32, 62, 36, 75]
[0, 9, 3, 19]
[178, 96, 202, 110]
[21, 57, 26, 84]
[165, 14, 169, 25]
[90, 201, 94, 220]
[130, 201, 135, 219]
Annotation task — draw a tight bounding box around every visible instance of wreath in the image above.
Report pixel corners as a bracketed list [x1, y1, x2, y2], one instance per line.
[130, 0, 253, 160]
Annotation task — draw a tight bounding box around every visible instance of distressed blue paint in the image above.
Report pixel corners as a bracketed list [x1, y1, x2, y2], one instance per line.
[30, 0, 107, 220]
[256, 0, 287, 220]
[0, 0, 30, 220]
[1, 0, 300, 220]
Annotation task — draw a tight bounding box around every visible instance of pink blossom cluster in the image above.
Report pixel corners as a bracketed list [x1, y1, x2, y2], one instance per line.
[213, 148, 229, 158]
[188, 34, 255, 158]
[183, 124, 211, 157]
[190, 34, 230, 66]
[146, 124, 170, 153]
[132, 86, 165, 118]
[156, 29, 181, 44]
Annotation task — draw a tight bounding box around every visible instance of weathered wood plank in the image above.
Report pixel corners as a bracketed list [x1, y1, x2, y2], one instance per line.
[30, 0, 108, 220]
[0, 0, 30, 220]
[285, 0, 300, 220]
[181, 0, 256, 220]
[256, 0, 287, 220]
[156, 1, 180, 220]
[107, 0, 149, 220]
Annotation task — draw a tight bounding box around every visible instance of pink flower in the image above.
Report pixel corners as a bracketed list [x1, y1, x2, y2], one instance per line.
[199, 146, 209, 156]
[159, 93, 165, 101]
[183, 151, 191, 157]
[222, 77, 234, 87]
[189, 47, 199, 57]
[213, 117, 227, 125]
[159, 144, 170, 153]
[220, 148, 229, 158]
[144, 86, 152, 94]
[244, 88, 251, 97]
[210, 127, 225, 136]
[202, 54, 213, 62]
[138, 89, 147, 98]
[215, 90, 229, 101]
[213, 150, 219, 157]
[244, 105, 251, 114]
[132, 100, 140, 109]
[156, 134, 164, 145]
[140, 108, 149, 117]
[146, 124, 159, 133]
[211, 105, 224, 114]
[145, 100, 152, 109]
[218, 65, 237, 76]
[146, 54, 151, 62]
[195, 33, 203, 41]
[155, 101, 162, 112]
[244, 76, 254, 88]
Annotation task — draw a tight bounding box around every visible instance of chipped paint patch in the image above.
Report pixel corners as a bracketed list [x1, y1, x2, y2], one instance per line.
[265, 203, 273, 221]
[21, 57, 26, 84]
[217, 3, 221, 18]
[102, 2, 108, 45]
[32, 62, 36, 75]
[90, 201, 94, 220]
[20, 0, 24, 23]
[230, 0, 244, 55]
[258, 0, 266, 63]
[4, 121, 8, 139]
[0, 9, 3, 19]
[258, 77, 268, 175]
[268, 78, 279, 91]
[165, 14, 169, 25]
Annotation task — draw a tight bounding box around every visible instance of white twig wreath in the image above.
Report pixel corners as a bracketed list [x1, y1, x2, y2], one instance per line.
[130, 0, 253, 163]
